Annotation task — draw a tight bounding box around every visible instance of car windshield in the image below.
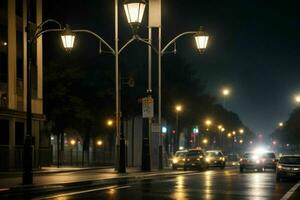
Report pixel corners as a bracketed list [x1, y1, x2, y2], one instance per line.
[175, 152, 187, 157]
[280, 156, 300, 164]
[262, 153, 276, 158]
[187, 151, 203, 157]
[206, 151, 222, 157]
[227, 155, 239, 161]
[243, 153, 255, 158]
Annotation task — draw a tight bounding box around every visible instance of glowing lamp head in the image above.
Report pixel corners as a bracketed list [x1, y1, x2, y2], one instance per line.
[123, 0, 146, 32]
[97, 140, 103, 146]
[205, 119, 212, 127]
[107, 119, 114, 127]
[295, 95, 300, 104]
[175, 105, 182, 112]
[70, 139, 76, 146]
[222, 88, 230, 96]
[194, 26, 209, 54]
[278, 122, 284, 127]
[61, 25, 75, 51]
[202, 138, 208, 144]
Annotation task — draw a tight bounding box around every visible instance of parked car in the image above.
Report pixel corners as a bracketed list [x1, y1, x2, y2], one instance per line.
[205, 150, 226, 169]
[239, 152, 263, 172]
[276, 155, 300, 182]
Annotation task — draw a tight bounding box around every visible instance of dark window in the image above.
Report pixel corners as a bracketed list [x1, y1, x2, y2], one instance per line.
[1, 0, 8, 84]
[16, 32, 23, 79]
[16, 0, 23, 17]
[29, 0, 36, 23]
[15, 122, 24, 145]
[0, 119, 9, 145]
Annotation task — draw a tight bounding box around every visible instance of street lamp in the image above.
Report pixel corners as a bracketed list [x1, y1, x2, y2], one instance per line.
[97, 140, 103, 146]
[221, 87, 231, 108]
[123, 0, 146, 32]
[194, 27, 209, 54]
[157, 27, 209, 169]
[107, 119, 114, 127]
[61, 25, 76, 50]
[295, 95, 300, 104]
[205, 119, 212, 128]
[174, 104, 183, 153]
[70, 139, 76, 166]
[278, 122, 284, 127]
[239, 129, 244, 134]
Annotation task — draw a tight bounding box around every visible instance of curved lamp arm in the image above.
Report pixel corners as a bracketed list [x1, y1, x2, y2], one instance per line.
[73, 29, 116, 55]
[119, 36, 136, 54]
[33, 28, 64, 42]
[135, 35, 159, 54]
[33, 19, 63, 41]
[161, 31, 197, 55]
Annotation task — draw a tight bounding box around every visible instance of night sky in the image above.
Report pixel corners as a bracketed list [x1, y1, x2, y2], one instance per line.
[43, 0, 300, 136]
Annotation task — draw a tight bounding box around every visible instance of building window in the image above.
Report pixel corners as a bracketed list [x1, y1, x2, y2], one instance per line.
[15, 121, 25, 145]
[0, 119, 9, 145]
[16, 0, 23, 17]
[0, 0, 8, 84]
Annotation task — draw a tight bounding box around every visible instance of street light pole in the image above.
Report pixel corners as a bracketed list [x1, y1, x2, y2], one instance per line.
[23, 0, 33, 185]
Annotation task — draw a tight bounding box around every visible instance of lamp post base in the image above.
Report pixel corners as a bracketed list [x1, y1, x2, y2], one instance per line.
[118, 137, 126, 173]
[22, 135, 33, 185]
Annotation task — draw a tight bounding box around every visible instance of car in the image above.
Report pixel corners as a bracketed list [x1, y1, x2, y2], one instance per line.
[239, 152, 263, 172]
[172, 150, 188, 170]
[205, 150, 226, 169]
[276, 155, 300, 182]
[226, 153, 240, 166]
[183, 149, 208, 171]
[261, 152, 277, 170]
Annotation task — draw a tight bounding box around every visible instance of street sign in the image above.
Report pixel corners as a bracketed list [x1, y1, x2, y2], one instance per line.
[142, 97, 154, 118]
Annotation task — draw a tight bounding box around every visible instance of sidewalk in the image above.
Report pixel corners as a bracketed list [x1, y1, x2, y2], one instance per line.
[0, 166, 113, 178]
[0, 166, 193, 191]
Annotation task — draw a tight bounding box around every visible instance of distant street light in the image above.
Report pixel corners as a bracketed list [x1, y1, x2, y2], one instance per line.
[295, 95, 300, 104]
[97, 140, 103, 146]
[205, 119, 212, 127]
[278, 122, 284, 127]
[239, 129, 244, 134]
[227, 133, 232, 138]
[174, 104, 183, 153]
[221, 87, 231, 108]
[70, 139, 76, 146]
[202, 138, 208, 144]
[107, 119, 114, 127]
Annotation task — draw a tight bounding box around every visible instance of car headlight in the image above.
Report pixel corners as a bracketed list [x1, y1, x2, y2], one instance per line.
[182, 158, 186, 161]
[277, 164, 282, 169]
[172, 158, 178, 164]
[219, 157, 225, 161]
[206, 158, 210, 163]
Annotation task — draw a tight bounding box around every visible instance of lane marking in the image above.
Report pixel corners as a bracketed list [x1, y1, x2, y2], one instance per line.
[280, 182, 300, 200]
[33, 185, 131, 200]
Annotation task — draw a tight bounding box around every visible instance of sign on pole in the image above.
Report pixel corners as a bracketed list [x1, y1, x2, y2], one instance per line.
[149, 0, 161, 27]
[142, 97, 154, 118]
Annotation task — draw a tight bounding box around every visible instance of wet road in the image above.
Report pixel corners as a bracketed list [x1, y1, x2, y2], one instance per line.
[36, 168, 300, 200]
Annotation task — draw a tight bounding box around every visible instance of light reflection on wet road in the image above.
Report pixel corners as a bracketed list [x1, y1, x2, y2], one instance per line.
[44, 168, 299, 200]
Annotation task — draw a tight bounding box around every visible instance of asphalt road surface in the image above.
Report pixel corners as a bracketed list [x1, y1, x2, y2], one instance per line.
[5, 167, 300, 200]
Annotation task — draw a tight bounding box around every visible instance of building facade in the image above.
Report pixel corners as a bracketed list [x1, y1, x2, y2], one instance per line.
[0, 0, 50, 170]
